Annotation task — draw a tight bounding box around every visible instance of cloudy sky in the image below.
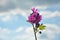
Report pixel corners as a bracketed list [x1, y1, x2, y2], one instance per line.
[0, 0, 60, 40]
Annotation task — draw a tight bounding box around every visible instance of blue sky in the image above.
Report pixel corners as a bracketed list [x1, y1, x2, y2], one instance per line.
[0, 0, 60, 40]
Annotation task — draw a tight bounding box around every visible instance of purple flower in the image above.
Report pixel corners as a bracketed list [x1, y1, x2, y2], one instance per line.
[27, 8, 42, 24]
[31, 8, 38, 13]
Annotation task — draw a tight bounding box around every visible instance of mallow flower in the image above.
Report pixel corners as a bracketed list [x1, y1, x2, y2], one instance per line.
[27, 8, 42, 24]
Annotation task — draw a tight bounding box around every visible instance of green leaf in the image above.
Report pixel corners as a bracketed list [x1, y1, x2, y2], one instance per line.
[38, 24, 46, 30]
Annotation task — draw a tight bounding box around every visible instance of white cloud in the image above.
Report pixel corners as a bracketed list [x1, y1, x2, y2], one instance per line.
[10, 8, 60, 19]
[2, 15, 11, 22]
[25, 24, 60, 40]
[25, 27, 33, 35]
[12, 24, 60, 40]
[38, 24, 60, 40]
[0, 8, 27, 22]
[0, 7, 60, 22]
[45, 24, 60, 34]
[16, 27, 24, 32]
[0, 0, 60, 13]
[9, 8, 27, 16]
[0, 27, 10, 34]
[35, 5, 48, 10]
[0, 27, 10, 40]
[0, 12, 13, 22]
[40, 11, 60, 18]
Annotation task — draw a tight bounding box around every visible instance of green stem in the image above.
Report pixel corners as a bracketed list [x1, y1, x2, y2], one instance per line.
[32, 24, 37, 40]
